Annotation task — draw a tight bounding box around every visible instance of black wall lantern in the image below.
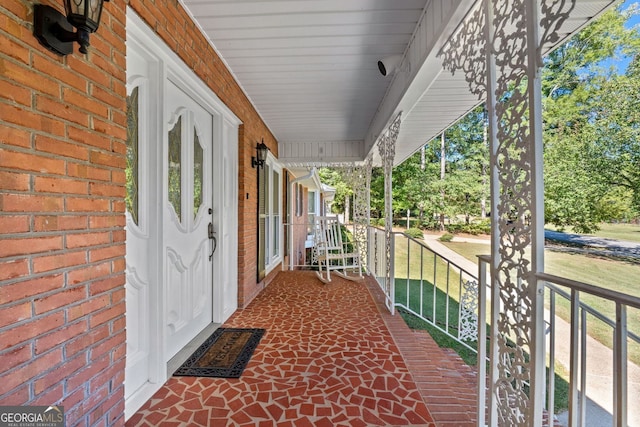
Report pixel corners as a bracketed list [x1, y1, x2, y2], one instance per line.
[34, 0, 109, 56]
[251, 140, 269, 169]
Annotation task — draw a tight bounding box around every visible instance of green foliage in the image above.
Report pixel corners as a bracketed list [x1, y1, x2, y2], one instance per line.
[316, 6, 640, 232]
[543, 4, 640, 231]
[404, 228, 424, 240]
[319, 168, 351, 215]
[392, 217, 421, 228]
[372, 217, 385, 227]
[340, 225, 355, 253]
[446, 220, 491, 235]
[439, 233, 454, 242]
[373, 105, 489, 228]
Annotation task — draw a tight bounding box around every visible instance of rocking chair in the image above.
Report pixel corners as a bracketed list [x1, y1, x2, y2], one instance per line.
[314, 216, 363, 283]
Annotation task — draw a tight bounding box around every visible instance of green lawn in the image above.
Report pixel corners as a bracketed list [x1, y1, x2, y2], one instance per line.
[441, 240, 640, 365]
[398, 307, 478, 366]
[395, 278, 464, 338]
[546, 222, 640, 243]
[394, 224, 639, 413]
[395, 274, 570, 413]
[393, 236, 477, 302]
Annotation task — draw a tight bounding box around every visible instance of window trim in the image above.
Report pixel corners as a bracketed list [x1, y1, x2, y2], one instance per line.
[262, 154, 283, 275]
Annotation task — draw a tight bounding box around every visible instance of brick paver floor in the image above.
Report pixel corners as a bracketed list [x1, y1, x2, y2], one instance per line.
[126, 271, 477, 426]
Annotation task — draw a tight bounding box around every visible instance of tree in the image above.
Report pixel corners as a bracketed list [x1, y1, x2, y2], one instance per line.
[592, 55, 640, 213]
[386, 105, 489, 230]
[318, 168, 351, 215]
[542, 4, 640, 232]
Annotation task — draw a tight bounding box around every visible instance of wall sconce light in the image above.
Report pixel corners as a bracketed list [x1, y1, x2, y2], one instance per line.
[251, 140, 269, 169]
[33, 0, 109, 56]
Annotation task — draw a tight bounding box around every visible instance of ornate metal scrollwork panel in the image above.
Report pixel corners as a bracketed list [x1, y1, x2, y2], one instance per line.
[459, 279, 479, 342]
[343, 155, 373, 269]
[439, 0, 576, 424]
[377, 113, 401, 299]
[440, 2, 487, 100]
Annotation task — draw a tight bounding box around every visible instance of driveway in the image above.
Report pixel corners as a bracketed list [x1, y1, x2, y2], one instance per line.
[545, 229, 640, 261]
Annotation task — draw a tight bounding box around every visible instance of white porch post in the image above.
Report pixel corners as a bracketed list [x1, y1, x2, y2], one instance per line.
[377, 113, 401, 314]
[525, 0, 547, 424]
[440, 0, 576, 425]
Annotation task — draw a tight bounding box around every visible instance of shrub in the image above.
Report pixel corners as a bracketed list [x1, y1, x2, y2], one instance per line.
[405, 228, 424, 240]
[421, 218, 441, 230]
[340, 225, 355, 253]
[439, 233, 454, 242]
[446, 223, 463, 234]
[393, 218, 421, 229]
[444, 219, 491, 235]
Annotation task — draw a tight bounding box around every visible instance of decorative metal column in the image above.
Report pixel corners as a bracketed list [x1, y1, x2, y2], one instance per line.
[440, 1, 575, 425]
[377, 113, 401, 313]
[344, 155, 373, 270]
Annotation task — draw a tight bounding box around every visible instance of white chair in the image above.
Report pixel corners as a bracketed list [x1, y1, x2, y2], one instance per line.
[314, 216, 363, 283]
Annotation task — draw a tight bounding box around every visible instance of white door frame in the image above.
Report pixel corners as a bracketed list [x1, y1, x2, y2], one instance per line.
[125, 9, 241, 419]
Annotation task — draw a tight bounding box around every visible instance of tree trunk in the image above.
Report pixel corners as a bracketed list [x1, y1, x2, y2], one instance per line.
[440, 133, 446, 232]
[420, 145, 426, 225]
[345, 194, 350, 224]
[465, 193, 470, 224]
[481, 108, 488, 218]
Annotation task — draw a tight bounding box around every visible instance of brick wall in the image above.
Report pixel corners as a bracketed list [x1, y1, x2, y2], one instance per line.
[1, 0, 276, 425]
[0, 0, 127, 424]
[289, 183, 311, 268]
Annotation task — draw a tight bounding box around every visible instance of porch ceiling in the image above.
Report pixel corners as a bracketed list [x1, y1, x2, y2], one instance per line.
[182, 0, 618, 166]
[182, 0, 428, 142]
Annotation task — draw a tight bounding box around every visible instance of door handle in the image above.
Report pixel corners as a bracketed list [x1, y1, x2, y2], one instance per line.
[208, 222, 217, 260]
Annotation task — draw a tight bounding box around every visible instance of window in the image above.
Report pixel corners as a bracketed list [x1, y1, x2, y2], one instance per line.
[125, 87, 140, 225]
[308, 191, 316, 214]
[258, 155, 282, 280]
[168, 116, 182, 222]
[193, 129, 204, 218]
[295, 183, 303, 217]
[307, 190, 316, 236]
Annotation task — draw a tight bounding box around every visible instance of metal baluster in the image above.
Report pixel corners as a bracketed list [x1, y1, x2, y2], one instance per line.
[548, 288, 556, 427]
[477, 256, 489, 427]
[580, 309, 587, 426]
[432, 254, 437, 323]
[406, 236, 410, 308]
[569, 290, 580, 427]
[445, 260, 450, 333]
[614, 303, 628, 427]
[420, 245, 424, 319]
[458, 271, 463, 341]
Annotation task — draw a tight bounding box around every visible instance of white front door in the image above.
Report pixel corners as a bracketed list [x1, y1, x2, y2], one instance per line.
[125, 45, 161, 411]
[164, 80, 214, 360]
[125, 10, 239, 419]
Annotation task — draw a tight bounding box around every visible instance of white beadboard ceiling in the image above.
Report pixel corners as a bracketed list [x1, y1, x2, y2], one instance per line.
[184, 0, 427, 142]
[181, 0, 618, 166]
